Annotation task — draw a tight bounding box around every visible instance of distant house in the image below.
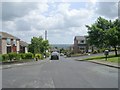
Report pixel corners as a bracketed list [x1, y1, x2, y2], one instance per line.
[0, 32, 28, 54]
[73, 36, 89, 53]
[20, 41, 28, 53]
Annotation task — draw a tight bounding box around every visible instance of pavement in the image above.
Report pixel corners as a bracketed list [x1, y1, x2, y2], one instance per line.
[2, 56, 118, 88]
[88, 60, 119, 69]
[75, 59, 120, 68]
[0, 59, 49, 70]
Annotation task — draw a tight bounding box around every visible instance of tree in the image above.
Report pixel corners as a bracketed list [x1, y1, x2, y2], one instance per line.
[42, 40, 49, 54]
[86, 17, 109, 48]
[105, 19, 120, 56]
[86, 17, 119, 56]
[28, 37, 50, 54]
[114, 19, 120, 45]
[60, 48, 65, 53]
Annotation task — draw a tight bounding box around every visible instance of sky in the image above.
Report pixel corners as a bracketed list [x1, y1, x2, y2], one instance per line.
[1, 0, 119, 44]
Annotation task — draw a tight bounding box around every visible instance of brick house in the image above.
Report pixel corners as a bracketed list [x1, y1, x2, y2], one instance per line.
[0, 32, 28, 54]
[73, 36, 89, 54]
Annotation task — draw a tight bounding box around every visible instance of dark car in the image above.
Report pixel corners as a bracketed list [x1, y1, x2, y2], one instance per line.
[50, 52, 59, 60]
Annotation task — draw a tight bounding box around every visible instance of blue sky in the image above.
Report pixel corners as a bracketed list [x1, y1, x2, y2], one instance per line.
[1, 0, 119, 44]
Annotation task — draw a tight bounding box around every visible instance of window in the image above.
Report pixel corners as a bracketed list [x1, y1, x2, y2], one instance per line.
[81, 40, 84, 43]
[78, 41, 80, 44]
[7, 38, 11, 45]
[13, 39, 16, 46]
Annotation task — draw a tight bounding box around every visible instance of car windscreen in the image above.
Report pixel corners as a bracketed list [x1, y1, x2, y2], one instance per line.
[51, 52, 59, 55]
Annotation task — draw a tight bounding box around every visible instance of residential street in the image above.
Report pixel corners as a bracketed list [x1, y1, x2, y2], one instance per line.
[2, 56, 118, 88]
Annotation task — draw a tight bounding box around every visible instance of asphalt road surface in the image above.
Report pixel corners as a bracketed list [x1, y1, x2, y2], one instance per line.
[2, 56, 118, 88]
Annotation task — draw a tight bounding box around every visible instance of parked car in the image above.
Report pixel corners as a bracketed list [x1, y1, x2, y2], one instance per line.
[50, 51, 59, 60]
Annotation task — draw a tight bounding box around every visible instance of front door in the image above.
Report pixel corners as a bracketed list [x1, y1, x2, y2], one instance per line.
[7, 46, 11, 53]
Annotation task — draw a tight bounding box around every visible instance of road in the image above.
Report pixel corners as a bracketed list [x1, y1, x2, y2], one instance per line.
[2, 56, 118, 88]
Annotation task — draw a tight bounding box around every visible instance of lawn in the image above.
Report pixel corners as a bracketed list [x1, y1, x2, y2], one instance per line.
[84, 54, 120, 63]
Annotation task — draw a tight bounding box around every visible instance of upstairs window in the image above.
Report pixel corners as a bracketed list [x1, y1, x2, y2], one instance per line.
[7, 38, 11, 45]
[13, 39, 16, 46]
[81, 40, 84, 43]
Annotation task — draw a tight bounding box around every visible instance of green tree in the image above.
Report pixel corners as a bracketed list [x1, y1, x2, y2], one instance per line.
[60, 48, 65, 53]
[28, 37, 50, 54]
[86, 17, 109, 48]
[105, 19, 119, 56]
[86, 17, 119, 56]
[113, 19, 120, 45]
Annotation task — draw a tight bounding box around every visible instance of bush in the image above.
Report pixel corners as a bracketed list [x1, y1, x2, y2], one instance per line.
[16, 54, 21, 60]
[35, 54, 42, 59]
[8, 52, 17, 61]
[2, 54, 9, 61]
[2, 52, 34, 62]
[25, 52, 33, 59]
[20, 53, 26, 59]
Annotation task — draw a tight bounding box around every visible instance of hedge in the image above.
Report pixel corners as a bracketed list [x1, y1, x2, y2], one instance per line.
[2, 52, 34, 61]
[24, 53, 33, 59]
[2, 54, 9, 61]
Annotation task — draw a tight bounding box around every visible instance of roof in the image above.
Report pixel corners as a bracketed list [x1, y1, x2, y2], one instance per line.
[74, 36, 86, 40]
[0, 32, 20, 40]
[20, 41, 28, 46]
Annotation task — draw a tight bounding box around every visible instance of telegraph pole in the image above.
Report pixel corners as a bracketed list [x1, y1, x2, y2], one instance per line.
[44, 30, 48, 58]
[45, 30, 47, 40]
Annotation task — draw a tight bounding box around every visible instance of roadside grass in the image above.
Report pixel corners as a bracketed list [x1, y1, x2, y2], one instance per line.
[108, 57, 119, 63]
[84, 54, 120, 63]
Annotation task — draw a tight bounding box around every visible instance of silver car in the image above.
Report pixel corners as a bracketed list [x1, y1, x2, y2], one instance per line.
[50, 52, 59, 60]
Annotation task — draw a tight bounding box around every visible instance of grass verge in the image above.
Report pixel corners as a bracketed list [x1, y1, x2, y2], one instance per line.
[84, 54, 120, 63]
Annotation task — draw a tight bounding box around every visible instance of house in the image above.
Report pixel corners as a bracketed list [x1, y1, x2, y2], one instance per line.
[73, 36, 89, 54]
[0, 32, 20, 54]
[0, 32, 28, 54]
[20, 41, 28, 53]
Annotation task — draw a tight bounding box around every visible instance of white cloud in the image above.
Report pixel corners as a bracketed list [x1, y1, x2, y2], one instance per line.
[95, 2, 118, 19]
[2, 2, 38, 21]
[2, 21, 16, 31]
[2, 2, 117, 44]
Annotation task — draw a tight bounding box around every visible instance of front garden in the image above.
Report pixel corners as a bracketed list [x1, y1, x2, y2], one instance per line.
[1, 52, 50, 64]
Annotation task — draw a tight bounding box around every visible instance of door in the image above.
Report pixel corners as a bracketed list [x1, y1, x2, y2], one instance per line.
[7, 46, 11, 53]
